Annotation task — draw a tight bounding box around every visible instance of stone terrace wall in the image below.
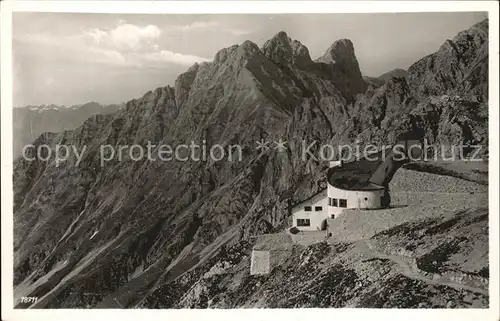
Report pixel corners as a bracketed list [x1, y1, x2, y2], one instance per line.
[289, 231, 328, 246]
[327, 192, 487, 242]
[251, 234, 296, 275]
[250, 250, 270, 275]
[390, 168, 487, 193]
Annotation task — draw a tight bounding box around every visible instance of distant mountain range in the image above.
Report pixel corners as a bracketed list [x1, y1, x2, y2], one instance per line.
[13, 102, 124, 156]
[13, 19, 488, 308]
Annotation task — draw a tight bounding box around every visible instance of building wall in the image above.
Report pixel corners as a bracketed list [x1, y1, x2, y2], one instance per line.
[289, 230, 327, 246]
[291, 183, 386, 231]
[327, 184, 385, 217]
[250, 250, 270, 275]
[291, 189, 329, 231]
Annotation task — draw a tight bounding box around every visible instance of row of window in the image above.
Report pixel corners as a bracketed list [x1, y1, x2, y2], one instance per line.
[302, 199, 348, 212]
[304, 206, 322, 212]
[296, 218, 311, 226]
[329, 197, 347, 208]
[297, 215, 336, 227]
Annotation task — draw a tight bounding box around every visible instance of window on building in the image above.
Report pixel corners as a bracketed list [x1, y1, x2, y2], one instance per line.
[339, 199, 347, 208]
[331, 214, 335, 219]
[297, 219, 310, 226]
[315, 206, 322, 211]
[332, 198, 338, 207]
[304, 206, 312, 211]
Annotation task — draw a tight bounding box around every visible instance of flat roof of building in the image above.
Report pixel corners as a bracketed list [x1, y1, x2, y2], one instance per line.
[291, 188, 327, 208]
[327, 149, 387, 191]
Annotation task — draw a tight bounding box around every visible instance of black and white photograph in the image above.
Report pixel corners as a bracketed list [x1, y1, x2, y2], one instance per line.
[1, 1, 499, 320]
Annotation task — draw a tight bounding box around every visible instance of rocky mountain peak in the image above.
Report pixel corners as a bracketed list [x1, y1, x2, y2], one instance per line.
[275, 30, 290, 41]
[238, 40, 261, 57]
[408, 18, 488, 102]
[213, 44, 239, 64]
[452, 19, 488, 46]
[316, 38, 367, 100]
[318, 38, 356, 65]
[213, 40, 261, 65]
[261, 31, 312, 67]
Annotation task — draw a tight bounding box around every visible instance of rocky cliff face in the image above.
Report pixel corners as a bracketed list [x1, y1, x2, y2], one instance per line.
[408, 19, 488, 103]
[364, 68, 409, 87]
[13, 20, 488, 308]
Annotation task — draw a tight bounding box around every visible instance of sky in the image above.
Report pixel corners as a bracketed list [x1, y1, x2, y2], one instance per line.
[13, 12, 488, 107]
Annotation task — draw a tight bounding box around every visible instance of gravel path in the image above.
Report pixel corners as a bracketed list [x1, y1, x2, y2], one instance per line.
[356, 239, 488, 296]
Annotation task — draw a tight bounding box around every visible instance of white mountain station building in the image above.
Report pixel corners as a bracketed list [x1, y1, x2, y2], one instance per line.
[291, 135, 423, 232]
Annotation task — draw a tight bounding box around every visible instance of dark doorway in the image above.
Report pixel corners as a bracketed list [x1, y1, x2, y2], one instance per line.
[381, 189, 391, 208]
[321, 219, 328, 231]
